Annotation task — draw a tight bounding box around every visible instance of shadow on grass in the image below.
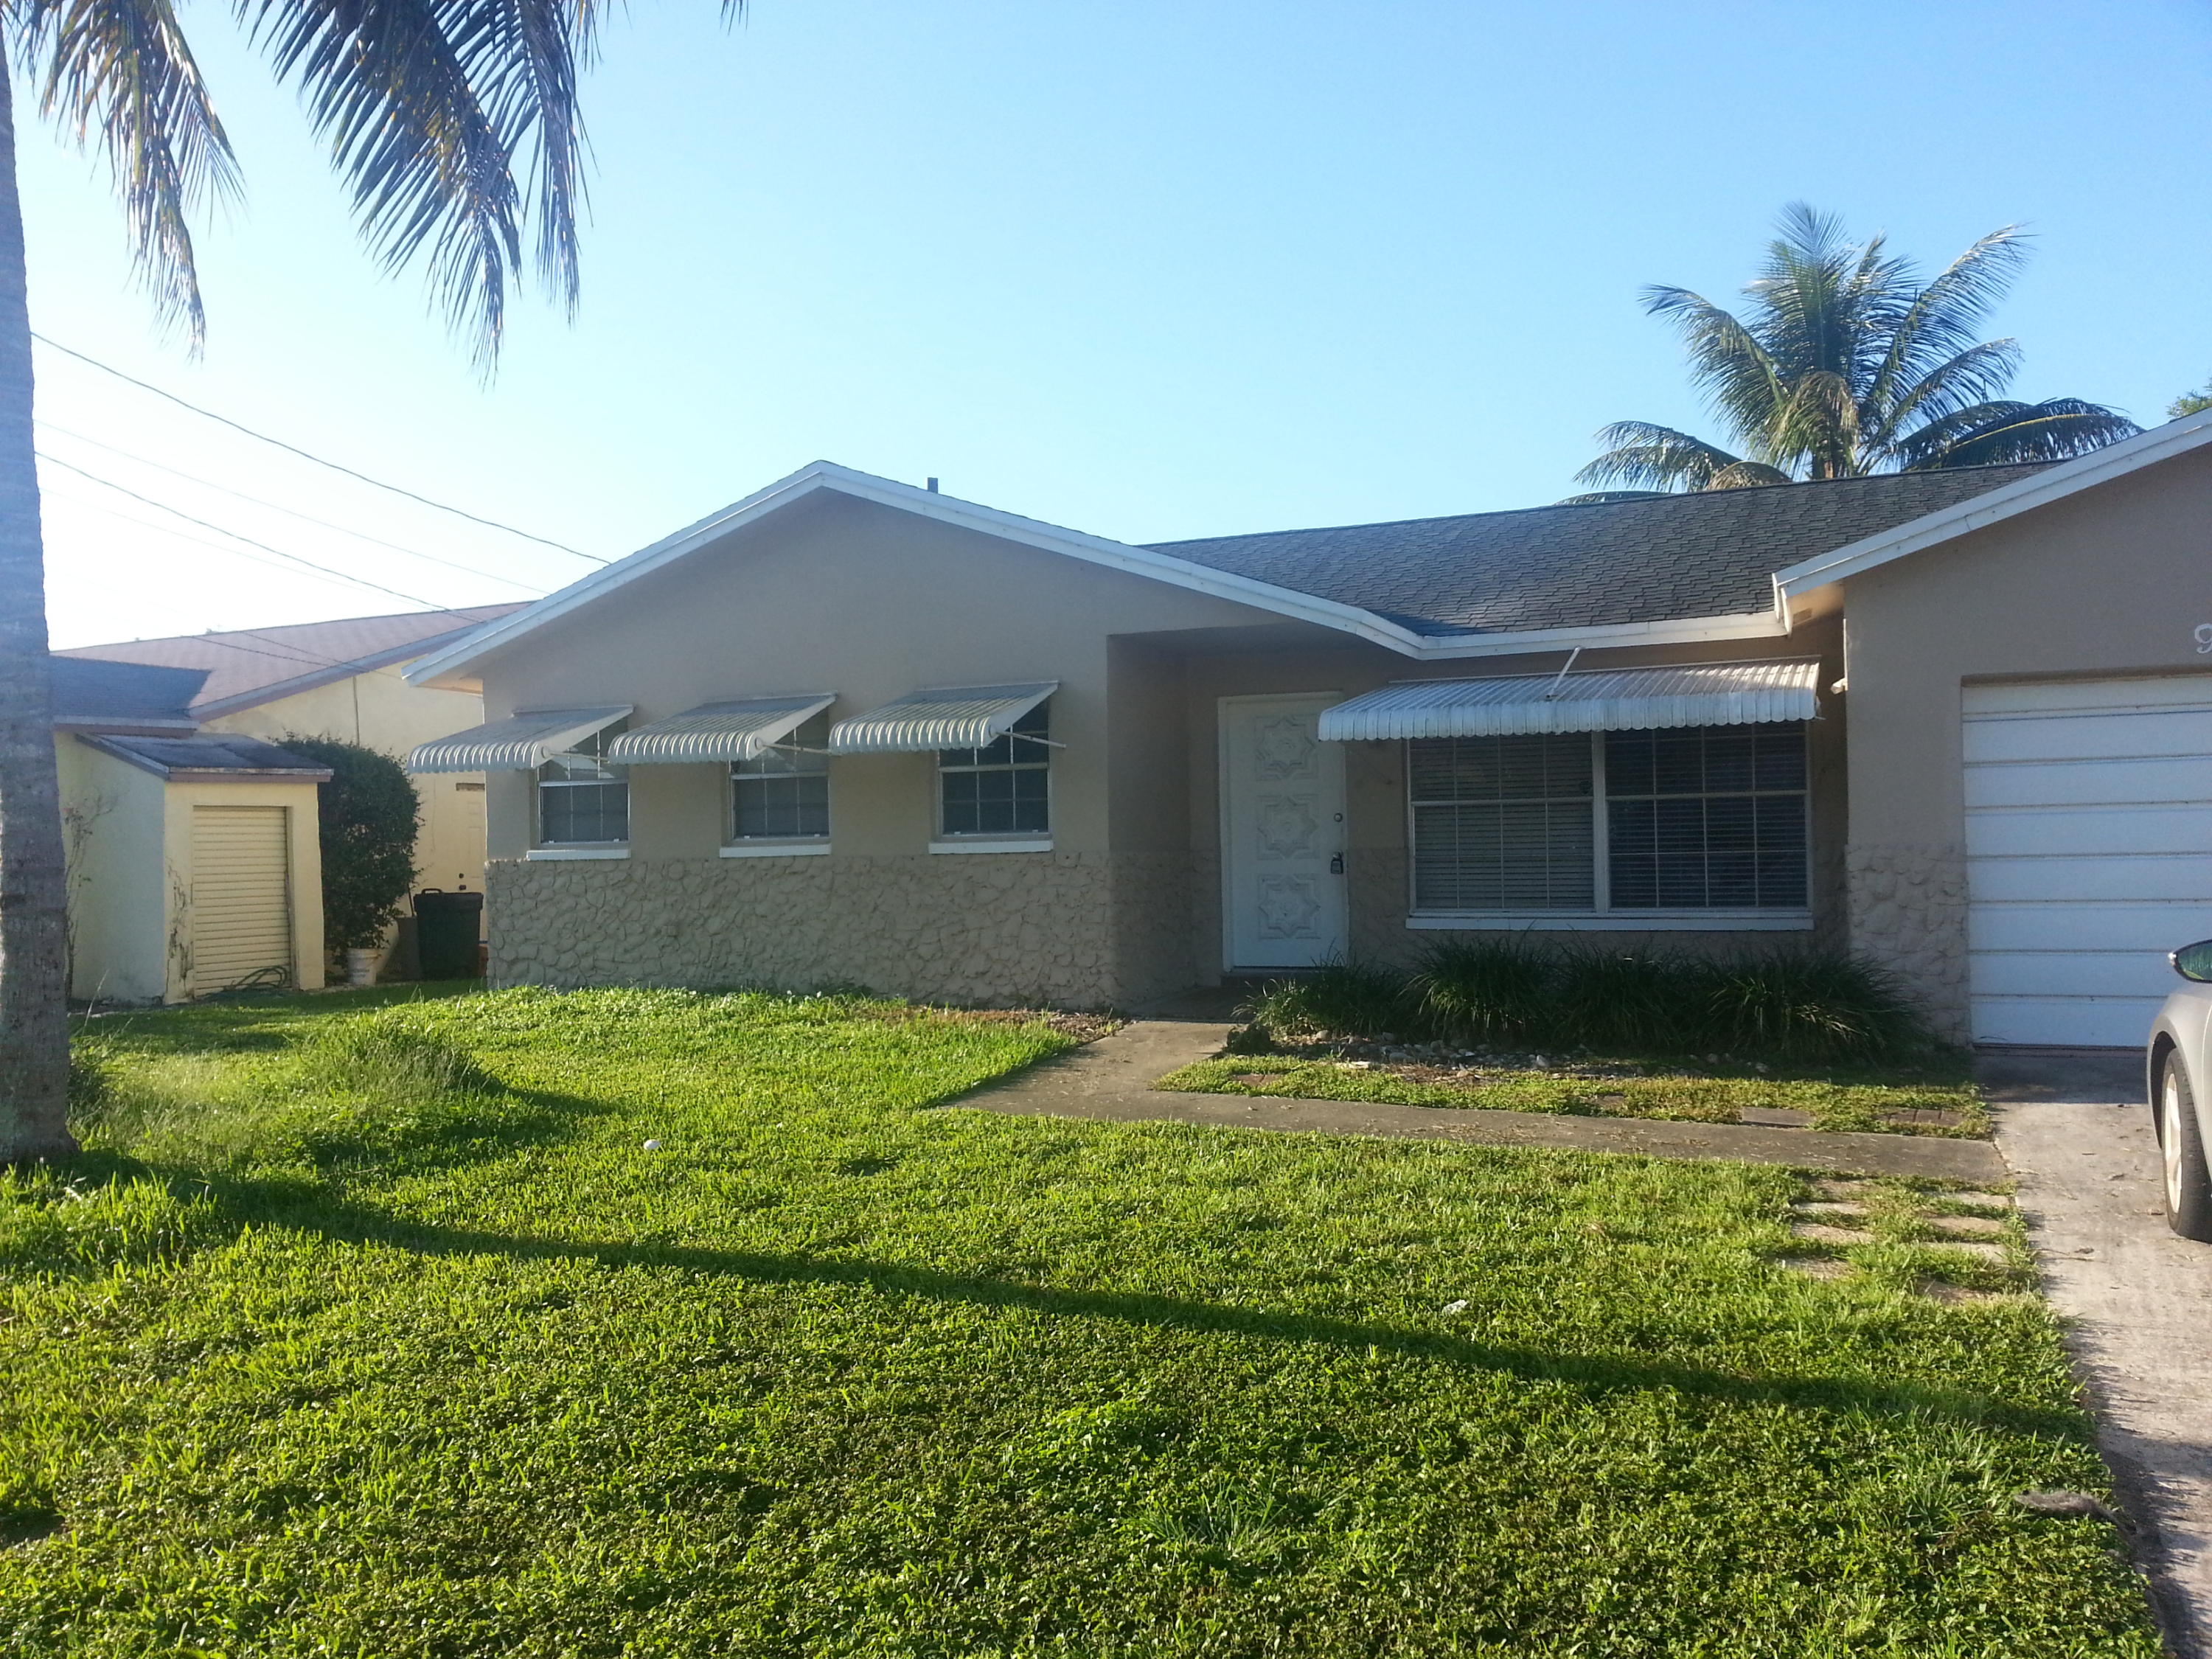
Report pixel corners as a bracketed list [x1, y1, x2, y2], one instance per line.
[255, 1198, 2083, 1441]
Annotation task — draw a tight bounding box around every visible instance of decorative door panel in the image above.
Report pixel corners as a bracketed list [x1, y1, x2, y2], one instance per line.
[1221, 695, 1348, 969]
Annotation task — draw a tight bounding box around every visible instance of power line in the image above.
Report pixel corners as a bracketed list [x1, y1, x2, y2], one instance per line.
[43, 489, 389, 660]
[39, 453, 451, 611]
[36, 420, 547, 597]
[31, 332, 608, 565]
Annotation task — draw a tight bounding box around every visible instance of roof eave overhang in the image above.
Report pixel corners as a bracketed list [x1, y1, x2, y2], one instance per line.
[1401, 604, 1790, 661]
[401, 462, 1444, 687]
[54, 715, 201, 737]
[1772, 412, 2212, 602]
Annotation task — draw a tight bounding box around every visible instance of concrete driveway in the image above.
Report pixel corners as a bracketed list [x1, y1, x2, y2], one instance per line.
[1986, 1049, 2212, 1655]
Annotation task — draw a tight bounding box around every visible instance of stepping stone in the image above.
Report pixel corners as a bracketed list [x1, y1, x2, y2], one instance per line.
[1777, 1256, 1850, 1279]
[1790, 1201, 1867, 1220]
[1924, 1214, 2005, 1239]
[1918, 1279, 2006, 1306]
[1941, 1191, 2014, 1209]
[1791, 1222, 1874, 1246]
[1882, 1107, 1966, 1128]
[1740, 1106, 1814, 1127]
[1809, 1179, 1874, 1203]
[1930, 1239, 2010, 1264]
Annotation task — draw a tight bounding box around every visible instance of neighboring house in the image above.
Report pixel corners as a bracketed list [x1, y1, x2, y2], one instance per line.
[53, 657, 331, 1003]
[63, 605, 525, 961]
[403, 412, 2212, 1047]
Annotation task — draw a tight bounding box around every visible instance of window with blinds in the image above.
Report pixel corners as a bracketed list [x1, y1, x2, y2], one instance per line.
[1409, 734, 1595, 910]
[1408, 723, 1809, 914]
[1605, 725, 1808, 908]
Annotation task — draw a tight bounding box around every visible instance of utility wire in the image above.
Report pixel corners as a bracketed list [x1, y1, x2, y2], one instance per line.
[39, 453, 451, 611]
[43, 489, 397, 659]
[32, 333, 608, 564]
[38, 420, 549, 597]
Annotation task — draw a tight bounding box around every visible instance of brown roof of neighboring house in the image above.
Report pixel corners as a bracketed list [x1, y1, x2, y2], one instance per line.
[58, 605, 526, 717]
[78, 733, 334, 782]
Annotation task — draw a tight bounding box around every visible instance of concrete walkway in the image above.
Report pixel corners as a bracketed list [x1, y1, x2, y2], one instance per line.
[957, 1019, 2006, 1182]
[1987, 1049, 2212, 1656]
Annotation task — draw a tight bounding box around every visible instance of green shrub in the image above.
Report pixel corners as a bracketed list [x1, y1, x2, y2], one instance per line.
[1413, 939, 1554, 1046]
[1546, 948, 1689, 1054]
[1239, 962, 1417, 1042]
[1700, 951, 1929, 1063]
[276, 735, 420, 953]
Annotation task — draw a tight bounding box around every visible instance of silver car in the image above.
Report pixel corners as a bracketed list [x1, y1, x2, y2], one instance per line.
[2150, 939, 2212, 1241]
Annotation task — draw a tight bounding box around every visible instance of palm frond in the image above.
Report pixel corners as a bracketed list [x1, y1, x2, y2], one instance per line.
[1575, 421, 1760, 493]
[1898, 398, 2141, 470]
[240, 0, 602, 363]
[1640, 285, 1787, 458]
[13, 0, 240, 343]
[1554, 489, 1674, 505]
[1863, 224, 2030, 425]
[1860, 338, 2022, 458]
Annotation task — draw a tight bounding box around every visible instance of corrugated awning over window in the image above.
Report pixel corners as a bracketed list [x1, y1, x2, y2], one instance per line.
[1316, 661, 1820, 742]
[830, 683, 1058, 754]
[604, 694, 835, 765]
[406, 706, 631, 773]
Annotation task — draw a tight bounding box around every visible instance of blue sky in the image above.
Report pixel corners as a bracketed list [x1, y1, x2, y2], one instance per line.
[24, 0, 2212, 647]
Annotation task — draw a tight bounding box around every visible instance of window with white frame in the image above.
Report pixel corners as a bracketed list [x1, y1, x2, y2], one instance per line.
[537, 720, 628, 846]
[731, 712, 830, 841]
[1408, 723, 1808, 914]
[938, 700, 1050, 837]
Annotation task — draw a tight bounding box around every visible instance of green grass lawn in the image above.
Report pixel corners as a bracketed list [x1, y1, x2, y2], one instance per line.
[1156, 1053, 1990, 1137]
[0, 987, 2154, 1656]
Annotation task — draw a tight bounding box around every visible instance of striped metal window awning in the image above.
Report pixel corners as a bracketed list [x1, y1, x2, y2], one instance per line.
[1317, 661, 1820, 742]
[406, 706, 631, 773]
[604, 694, 835, 765]
[830, 682, 1057, 754]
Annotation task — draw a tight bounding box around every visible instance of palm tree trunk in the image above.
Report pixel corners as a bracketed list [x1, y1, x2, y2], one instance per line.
[0, 46, 76, 1164]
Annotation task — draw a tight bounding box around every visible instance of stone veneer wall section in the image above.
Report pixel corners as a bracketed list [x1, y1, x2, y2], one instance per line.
[489, 852, 1191, 1009]
[1845, 842, 1969, 1043]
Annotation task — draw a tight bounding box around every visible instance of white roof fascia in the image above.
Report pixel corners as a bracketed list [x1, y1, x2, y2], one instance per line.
[404, 463, 1434, 688]
[1772, 412, 2212, 602]
[1408, 607, 1790, 661]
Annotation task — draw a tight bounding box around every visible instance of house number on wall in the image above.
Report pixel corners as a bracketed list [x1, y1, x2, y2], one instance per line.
[2197, 624, 2212, 655]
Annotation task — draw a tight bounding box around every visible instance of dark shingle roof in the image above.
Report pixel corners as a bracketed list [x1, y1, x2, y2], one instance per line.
[1146, 465, 2053, 635]
[49, 657, 208, 726]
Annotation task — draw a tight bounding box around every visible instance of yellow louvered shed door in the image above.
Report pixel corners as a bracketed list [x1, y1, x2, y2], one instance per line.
[189, 806, 293, 995]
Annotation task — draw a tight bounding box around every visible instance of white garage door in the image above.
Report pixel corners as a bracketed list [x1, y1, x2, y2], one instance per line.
[190, 805, 294, 996]
[1964, 676, 2212, 1047]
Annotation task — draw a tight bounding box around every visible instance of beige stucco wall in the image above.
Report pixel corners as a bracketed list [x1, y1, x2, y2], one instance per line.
[56, 737, 169, 1004]
[1837, 444, 2212, 1038]
[206, 663, 492, 908]
[471, 492, 1289, 1004]
[159, 780, 327, 1003]
[56, 737, 327, 1004]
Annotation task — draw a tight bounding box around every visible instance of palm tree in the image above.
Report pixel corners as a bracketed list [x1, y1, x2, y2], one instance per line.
[1571, 205, 2140, 501]
[1, 0, 671, 1161]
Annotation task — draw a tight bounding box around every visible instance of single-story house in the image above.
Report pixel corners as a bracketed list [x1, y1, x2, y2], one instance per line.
[403, 409, 2212, 1047]
[54, 657, 331, 1002]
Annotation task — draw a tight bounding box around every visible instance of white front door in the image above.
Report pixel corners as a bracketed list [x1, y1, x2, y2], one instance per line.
[1964, 675, 2212, 1046]
[1220, 694, 1349, 970]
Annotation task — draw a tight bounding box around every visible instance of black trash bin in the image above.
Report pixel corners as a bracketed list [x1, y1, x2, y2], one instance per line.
[414, 888, 484, 981]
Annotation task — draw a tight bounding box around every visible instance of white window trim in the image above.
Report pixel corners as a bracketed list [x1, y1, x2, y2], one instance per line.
[929, 837, 1054, 855]
[526, 846, 630, 861]
[1405, 727, 1812, 924]
[1408, 911, 1810, 933]
[720, 840, 832, 858]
